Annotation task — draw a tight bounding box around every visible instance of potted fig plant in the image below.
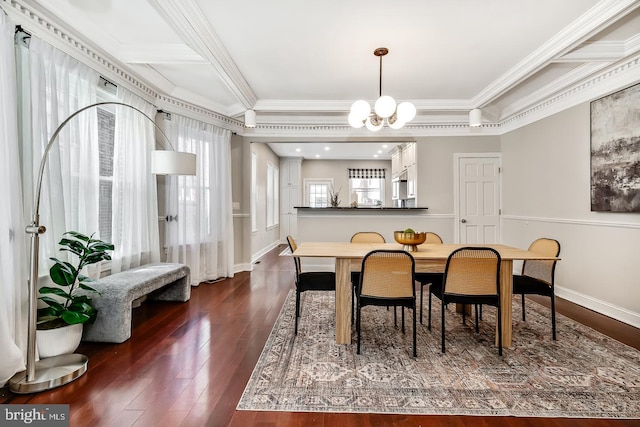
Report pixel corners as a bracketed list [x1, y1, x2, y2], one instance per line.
[36, 231, 114, 357]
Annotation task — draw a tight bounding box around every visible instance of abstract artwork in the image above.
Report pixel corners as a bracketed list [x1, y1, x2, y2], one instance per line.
[590, 82, 640, 212]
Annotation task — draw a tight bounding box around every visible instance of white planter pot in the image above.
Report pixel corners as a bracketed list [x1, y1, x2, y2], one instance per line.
[36, 323, 83, 358]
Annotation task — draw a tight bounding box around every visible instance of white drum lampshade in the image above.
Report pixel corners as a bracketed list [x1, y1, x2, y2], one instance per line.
[151, 150, 197, 175]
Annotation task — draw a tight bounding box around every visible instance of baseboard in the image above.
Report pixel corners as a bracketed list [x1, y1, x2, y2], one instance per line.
[234, 262, 253, 273]
[555, 285, 640, 329]
[252, 241, 280, 264]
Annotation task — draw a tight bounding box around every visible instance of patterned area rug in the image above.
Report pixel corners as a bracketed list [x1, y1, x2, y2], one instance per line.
[237, 290, 640, 418]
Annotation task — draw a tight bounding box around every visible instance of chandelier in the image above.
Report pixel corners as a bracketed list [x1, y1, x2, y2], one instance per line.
[348, 47, 416, 131]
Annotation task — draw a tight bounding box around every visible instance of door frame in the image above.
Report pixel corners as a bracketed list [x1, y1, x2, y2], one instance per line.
[453, 153, 503, 243]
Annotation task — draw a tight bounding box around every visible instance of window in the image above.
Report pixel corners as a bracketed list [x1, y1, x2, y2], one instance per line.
[266, 162, 279, 227]
[251, 152, 257, 232]
[97, 78, 118, 243]
[348, 168, 385, 207]
[97, 107, 115, 243]
[304, 179, 333, 207]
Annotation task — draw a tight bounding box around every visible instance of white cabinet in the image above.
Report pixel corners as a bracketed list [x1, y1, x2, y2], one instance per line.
[406, 163, 416, 198]
[280, 158, 303, 241]
[389, 143, 417, 203]
[391, 149, 401, 178]
[403, 142, 416, 168]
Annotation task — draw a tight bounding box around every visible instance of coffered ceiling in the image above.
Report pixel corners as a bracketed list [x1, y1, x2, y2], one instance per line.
[6, 0, 640, 157]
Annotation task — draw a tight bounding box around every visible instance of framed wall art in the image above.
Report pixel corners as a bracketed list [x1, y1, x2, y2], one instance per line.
[590, 82, 640, 212]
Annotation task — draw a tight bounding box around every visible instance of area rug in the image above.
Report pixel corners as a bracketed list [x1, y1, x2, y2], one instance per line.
[237, 290, 640, 418]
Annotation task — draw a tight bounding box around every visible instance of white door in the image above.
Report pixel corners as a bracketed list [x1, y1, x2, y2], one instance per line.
[455, 154, 501, 244]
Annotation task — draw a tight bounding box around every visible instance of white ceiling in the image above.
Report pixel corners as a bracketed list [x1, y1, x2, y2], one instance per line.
[17, 0, 640, 159]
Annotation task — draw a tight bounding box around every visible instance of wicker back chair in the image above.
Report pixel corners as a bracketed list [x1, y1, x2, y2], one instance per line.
[513, 238, 561, 339]
[356, 250, 417, 357]
[286, 235, 336, 335]
[414, 232, 445, 325]
[350, 232, 386, 323]
[430, 247, 502, 355]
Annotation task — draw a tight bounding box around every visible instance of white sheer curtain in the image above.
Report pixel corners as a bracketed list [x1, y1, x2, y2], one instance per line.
[25, 37, 100, 273]
[0, 10, 27, 386]
[109, 89, 160, 273]
[163, 113, 234, 284]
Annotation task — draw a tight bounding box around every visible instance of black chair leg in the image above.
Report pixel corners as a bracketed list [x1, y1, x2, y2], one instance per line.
[441, 298, 446, 353]
[419, 282, 424, 324]
[462, 305, 466, 325]
[474, 304, 479, 333]
[551, 293, 557, 340]
[401, 307, 405, 334]
[428, 289, 433, 331]
[412, 304, 417, 357]
[295, 290, 301, 335]
[394, 306, 397, 327]
[521, 294, 526, 321]
[356, 301, 362, 354]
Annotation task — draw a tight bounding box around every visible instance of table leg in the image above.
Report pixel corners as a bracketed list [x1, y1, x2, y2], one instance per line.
[335, 258, 352, 344]
[498, 260, 513, 348]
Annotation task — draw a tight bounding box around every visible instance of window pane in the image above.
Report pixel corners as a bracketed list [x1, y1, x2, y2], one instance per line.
[309, 183, 329, 207]
[97, 107, 115, 243]
[349, 178, 384, 207]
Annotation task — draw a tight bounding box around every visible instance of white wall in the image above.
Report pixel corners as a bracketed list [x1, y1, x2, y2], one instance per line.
[250, 142, 281, 261]
[501, 103, 640, 327]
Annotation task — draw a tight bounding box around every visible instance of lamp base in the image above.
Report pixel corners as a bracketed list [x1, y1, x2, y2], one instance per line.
[8, 353, 88, 394]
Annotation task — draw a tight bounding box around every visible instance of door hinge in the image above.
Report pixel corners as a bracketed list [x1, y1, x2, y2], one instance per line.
[498, 167, 502, 173]
[499, 209, 502, 215]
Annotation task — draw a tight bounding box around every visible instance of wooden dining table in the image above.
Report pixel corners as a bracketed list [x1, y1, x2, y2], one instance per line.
[292, 241, 560, 347]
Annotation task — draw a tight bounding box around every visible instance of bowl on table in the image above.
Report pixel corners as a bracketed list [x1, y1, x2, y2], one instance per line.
[393, 231, 426, 252]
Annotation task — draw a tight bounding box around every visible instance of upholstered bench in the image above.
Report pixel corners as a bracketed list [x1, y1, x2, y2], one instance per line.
[81, 262, 191, 343]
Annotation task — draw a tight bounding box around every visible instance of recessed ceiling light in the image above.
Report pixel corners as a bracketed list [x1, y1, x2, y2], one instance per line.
[373, 154, 379, 158]
[296, 148, 301, 152]
[382, 144, 388, 148]
[315, 154, 320, 158]
[324, 147, 330, 151]
[377, 150, 382, 154]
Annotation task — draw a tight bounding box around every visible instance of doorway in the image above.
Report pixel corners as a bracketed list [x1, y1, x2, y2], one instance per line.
[453, 153, 502, 243]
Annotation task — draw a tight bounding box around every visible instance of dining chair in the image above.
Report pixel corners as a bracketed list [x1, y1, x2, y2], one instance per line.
[414, 232, 444, 324]
[350, 232, 386, 323]
[429, 247, 502, 355]
[513, 238, 561, 340]
[356, 250, 417, 357]
[286, 235, 336, 335]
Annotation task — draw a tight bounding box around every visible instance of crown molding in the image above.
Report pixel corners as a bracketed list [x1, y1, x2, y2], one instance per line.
[499, 53, 640, 134]
[556, 41, 626, 62]
[156, 95, 244, 133]
[2, 0, 159, 103]
[3, 0, 639, 140]
[148, 0, 258, 109]
[471, 0, 640, 108]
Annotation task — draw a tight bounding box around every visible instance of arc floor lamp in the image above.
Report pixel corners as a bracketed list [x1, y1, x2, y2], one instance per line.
[9, 101, 197, 393]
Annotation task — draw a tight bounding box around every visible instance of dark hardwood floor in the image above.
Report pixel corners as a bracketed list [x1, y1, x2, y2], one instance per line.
[3, 244, 639, 426]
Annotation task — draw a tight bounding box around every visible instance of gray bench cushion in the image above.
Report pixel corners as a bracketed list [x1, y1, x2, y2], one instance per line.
[82, 262, 190, 343]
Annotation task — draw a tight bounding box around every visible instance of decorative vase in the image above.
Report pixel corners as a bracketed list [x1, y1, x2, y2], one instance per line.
[36, 323, 83, 358]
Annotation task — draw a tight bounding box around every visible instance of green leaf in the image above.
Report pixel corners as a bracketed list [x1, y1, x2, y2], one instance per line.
[83, 252, 110, 265]
[78, 282, 101, 295]
[77, 274, 94, 283]
[88, 241, 114, 252]
[38, 296, 65, 311]
[38, 286, 72, 300]
[58, 238, 85, 255]
[60, 310, 90, 325]
[63, 231, 90, 242]
[49, 262, 76, 287]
